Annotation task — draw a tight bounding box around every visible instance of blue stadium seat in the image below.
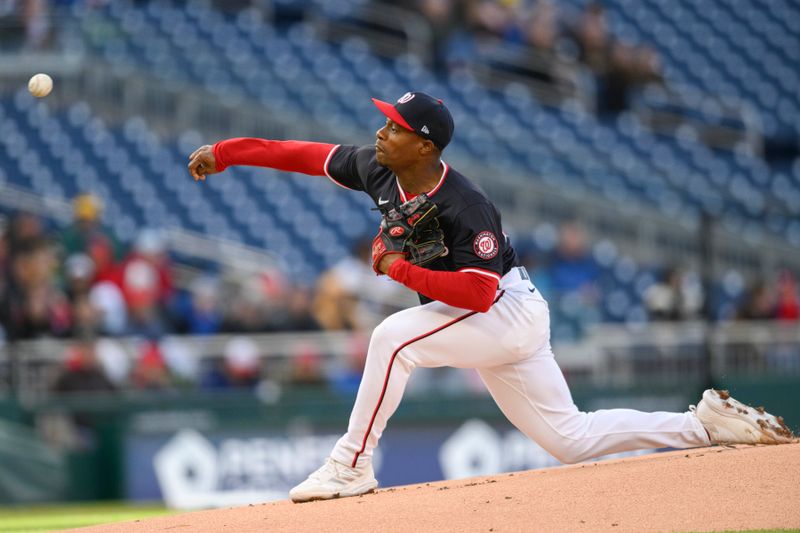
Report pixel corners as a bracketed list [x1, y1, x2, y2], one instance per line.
[3, 0, 797, 327]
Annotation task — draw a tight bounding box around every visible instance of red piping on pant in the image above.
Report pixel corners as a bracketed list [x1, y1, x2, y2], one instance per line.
[351, 290, 507, 467]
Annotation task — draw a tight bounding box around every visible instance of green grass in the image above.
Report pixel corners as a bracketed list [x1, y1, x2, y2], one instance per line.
[0, 502, 174, 532]
[691, 530, 800, 533]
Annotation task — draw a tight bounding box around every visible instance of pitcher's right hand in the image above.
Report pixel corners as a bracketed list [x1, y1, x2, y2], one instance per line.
[188, 145, 218, 181]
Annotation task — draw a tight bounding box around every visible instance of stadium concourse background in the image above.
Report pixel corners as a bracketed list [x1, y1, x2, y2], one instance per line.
[0, 0, 799, 507]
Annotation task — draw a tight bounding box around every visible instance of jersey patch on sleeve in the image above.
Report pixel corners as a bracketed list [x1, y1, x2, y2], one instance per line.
[473, 231, 499, 259]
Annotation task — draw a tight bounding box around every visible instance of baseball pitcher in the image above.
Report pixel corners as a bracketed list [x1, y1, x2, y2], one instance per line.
[188, 92, 794, 503]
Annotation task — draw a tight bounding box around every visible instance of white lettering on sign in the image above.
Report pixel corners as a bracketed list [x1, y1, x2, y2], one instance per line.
[153, 430, 354, 509]
[438, 419, 655, 479]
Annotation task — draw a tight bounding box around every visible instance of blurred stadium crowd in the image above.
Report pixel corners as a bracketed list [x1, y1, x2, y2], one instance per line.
[398, 0, 664, 114]
[2, 195, 798, 395]
[0, 0, 799, 395]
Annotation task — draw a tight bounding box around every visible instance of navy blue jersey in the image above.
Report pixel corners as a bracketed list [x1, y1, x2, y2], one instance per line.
[325, 145, 519, 302]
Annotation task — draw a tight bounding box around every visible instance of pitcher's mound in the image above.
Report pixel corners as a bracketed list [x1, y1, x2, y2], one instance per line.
[75, 442, 800, 533]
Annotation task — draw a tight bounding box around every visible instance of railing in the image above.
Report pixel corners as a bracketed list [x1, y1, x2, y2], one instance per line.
[468, 39, 594, 110]
[0, 56, 340, 143]
[309, 1, 434, 66]
[584, 320, 800, 387]
[631, 83, 764, 155]
[0, 330, 361, 403]
[2, 320, 798, 403]
[0, 182, 285, 275]
[309, 4, 592, 110]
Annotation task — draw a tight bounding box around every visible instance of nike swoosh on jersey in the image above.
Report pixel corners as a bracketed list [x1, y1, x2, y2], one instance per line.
[378, 197, 390, 205]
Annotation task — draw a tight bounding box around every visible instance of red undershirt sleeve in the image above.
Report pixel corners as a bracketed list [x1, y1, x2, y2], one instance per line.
[213, 138, 336, 175]
[388, 259, 499, 312]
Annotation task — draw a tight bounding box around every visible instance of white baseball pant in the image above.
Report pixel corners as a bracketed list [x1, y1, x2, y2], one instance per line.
[330, 267, 710, 468]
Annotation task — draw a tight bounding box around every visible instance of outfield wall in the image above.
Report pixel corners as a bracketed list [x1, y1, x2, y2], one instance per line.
[1, 377, 797, 507]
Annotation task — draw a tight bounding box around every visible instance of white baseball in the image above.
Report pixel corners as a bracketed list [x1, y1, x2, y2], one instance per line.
[28, 73, 53, 98]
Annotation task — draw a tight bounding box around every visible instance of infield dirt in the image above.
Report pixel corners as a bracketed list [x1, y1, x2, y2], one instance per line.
[71, 442, 800, 533]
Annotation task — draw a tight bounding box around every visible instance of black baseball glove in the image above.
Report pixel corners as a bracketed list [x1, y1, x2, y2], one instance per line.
[371, 193, 448, 274]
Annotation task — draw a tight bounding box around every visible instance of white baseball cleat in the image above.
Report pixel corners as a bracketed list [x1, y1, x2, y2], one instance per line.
[692, 389, 794, 445]
[289, 458, 378, 503]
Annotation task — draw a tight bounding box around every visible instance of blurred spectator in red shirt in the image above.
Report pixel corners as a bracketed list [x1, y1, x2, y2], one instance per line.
[131, 341, 174, 390]
[775, 271, 799, 321]
[120, 229, 174, 337]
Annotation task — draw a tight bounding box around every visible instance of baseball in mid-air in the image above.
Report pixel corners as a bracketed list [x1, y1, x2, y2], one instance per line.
[28, 73, 53, 98]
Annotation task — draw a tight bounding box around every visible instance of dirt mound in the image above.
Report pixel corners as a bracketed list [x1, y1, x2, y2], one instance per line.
[74, 443, 800, 533]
